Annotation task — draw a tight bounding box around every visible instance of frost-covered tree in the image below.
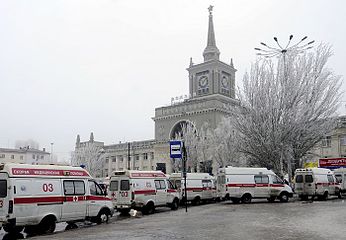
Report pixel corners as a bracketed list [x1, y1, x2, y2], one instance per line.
[71, 143, 105, 177]
[233, 43, 342, 180]
[209, 117, 245, 168]
[172, 122, 213, 173]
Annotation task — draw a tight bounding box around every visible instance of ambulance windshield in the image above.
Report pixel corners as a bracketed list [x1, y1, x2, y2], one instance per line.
[0, 180, 7, 198]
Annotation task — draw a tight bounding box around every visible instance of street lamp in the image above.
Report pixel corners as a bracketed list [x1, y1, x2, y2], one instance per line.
[254, 35, 314, 182]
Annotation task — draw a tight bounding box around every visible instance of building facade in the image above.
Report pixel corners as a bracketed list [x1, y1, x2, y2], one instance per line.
[306, 116, 346, 167]
[74, 7, 238, 177]
[0, 147, 51, 165]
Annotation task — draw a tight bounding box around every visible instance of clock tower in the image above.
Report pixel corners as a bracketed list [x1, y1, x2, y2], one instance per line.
[188, 6, 236, 99]
[153, 6, 239, 174]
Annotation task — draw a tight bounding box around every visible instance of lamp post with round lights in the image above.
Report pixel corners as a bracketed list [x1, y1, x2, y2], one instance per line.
[254, 35, 314, 182]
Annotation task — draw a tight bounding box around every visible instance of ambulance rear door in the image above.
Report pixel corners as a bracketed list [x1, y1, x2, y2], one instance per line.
[0, 173, 9, 221]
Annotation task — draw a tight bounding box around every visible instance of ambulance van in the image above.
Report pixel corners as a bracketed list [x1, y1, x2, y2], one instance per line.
[294, 168, 341, 200]
[0, 163, 113, 234]
[169, 173, 216, 205]
[217, 166, 293, 203]
[109, 170, 179, 215]
[334, 168, 346, 194]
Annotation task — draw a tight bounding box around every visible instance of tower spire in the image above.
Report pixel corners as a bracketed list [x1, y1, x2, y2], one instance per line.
[203, 5, 220, 62]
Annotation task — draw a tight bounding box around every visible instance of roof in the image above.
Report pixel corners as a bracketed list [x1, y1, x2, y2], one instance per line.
[170, 172, 214, 180]
[111, 170, 166, 178]
[220, 166, 275, 175]
[295, 168, 333, 175]
[0, 163, 91, 178]
[0, 147, 49, 155]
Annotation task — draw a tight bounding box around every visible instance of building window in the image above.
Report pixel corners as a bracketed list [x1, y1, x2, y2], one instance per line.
[20, 156, 24, 160]
[322, 136, 332, 148]
[0, 154, 5, 158]
[32, 154, 35, 159]
[112, 156, 116, 162]
[135, 154, 139, 161]
[119, 156, 123, 162]
[150, 152, 154, 160]
[105, 157, 109, 164]
[143, 153, 148, 160]
[340, 135, 346, 146]
[11, 155, 14, 159]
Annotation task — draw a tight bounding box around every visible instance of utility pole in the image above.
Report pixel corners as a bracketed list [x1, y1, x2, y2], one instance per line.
[182, 141, 188, 213]
[127, 142, 131, 170]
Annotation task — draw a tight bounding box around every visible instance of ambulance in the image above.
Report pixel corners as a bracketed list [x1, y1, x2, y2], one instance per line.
[334, 168, 346, 194]
[217, 166, 293, 203]
[109, 170, 180, 214]
[0, 163, 113, 234]
[169, 173, 216, 205]
[294, 168, 341, 200]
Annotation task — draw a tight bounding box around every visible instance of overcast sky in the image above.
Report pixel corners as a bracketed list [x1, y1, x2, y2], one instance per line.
[1, 0, 345, 162]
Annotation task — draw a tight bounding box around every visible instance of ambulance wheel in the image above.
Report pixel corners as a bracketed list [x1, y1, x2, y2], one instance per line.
[95, 209, 110, 224]
[192, 197, 201, 206]
[241, 194, 252, 204]
[171, 199, 179, 210]
[39, 216, 56, 234]
[3, 224, 24, 233]
[321, 191, 329, 201]
[279, 193, 289, 202]
[142, 202, 155, 215]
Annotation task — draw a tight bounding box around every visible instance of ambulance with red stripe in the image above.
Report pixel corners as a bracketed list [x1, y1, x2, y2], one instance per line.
[294, 168, 341, 200]
[169, 173, 216, 205]
[217, 167, 293, 203]
[0, 163, 113, 235]
[109, 170, 179, 214]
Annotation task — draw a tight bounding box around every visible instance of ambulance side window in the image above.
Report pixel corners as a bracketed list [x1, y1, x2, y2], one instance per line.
[89, 181, 104, 195]
[167, 180, 175, 189]
[63, 180, 85, 195]
[175, 180, 181, 189]
[155, 180, 161, 189]
[335, 175, 342, 183]
[0, 180, 7, 198]
[160, 180, 166, 189]
[327, 175, 334, 183]
[254, 175, 269, 184]
[273, 176, 283, 184]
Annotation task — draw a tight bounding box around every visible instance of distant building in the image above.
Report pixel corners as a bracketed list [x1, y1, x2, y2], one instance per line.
[0, 147, 50, 165]
[74, 6, 238, 177]
[306, 116, 346, 167]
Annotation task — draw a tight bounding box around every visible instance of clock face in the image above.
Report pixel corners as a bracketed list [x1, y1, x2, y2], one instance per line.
[199, 76, 208, 88]
[221, 76, 229, 88]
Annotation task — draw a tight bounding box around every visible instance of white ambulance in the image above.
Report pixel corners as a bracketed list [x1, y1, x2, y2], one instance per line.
[217, 166, 293, 203]
[109, 170, 180, 214]
[294, 168, 341, 200]
[0, 163, 114, 235]
[334, 168, 346, 194]
[169, 173, 216, 205]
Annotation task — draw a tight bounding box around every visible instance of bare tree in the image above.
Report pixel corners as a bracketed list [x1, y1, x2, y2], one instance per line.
[71, 143, 105, 177]
[209, 117, 245, 168]
[232, 44, 342, 180]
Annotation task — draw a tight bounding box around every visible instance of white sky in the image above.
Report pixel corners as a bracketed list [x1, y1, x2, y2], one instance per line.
[1, 0, 345, 162]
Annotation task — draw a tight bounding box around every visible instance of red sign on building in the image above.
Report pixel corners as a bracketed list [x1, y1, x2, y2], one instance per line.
[319, 158, 346, 168]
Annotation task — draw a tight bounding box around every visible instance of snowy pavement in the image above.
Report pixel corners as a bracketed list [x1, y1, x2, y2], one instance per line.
[2, 198, 346, 240]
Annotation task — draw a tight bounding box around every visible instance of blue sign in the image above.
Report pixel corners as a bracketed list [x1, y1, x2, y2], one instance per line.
[170, 140, 182, 158]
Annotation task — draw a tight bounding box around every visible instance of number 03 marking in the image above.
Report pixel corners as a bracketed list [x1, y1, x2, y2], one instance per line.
[42, 183, 54, 192]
